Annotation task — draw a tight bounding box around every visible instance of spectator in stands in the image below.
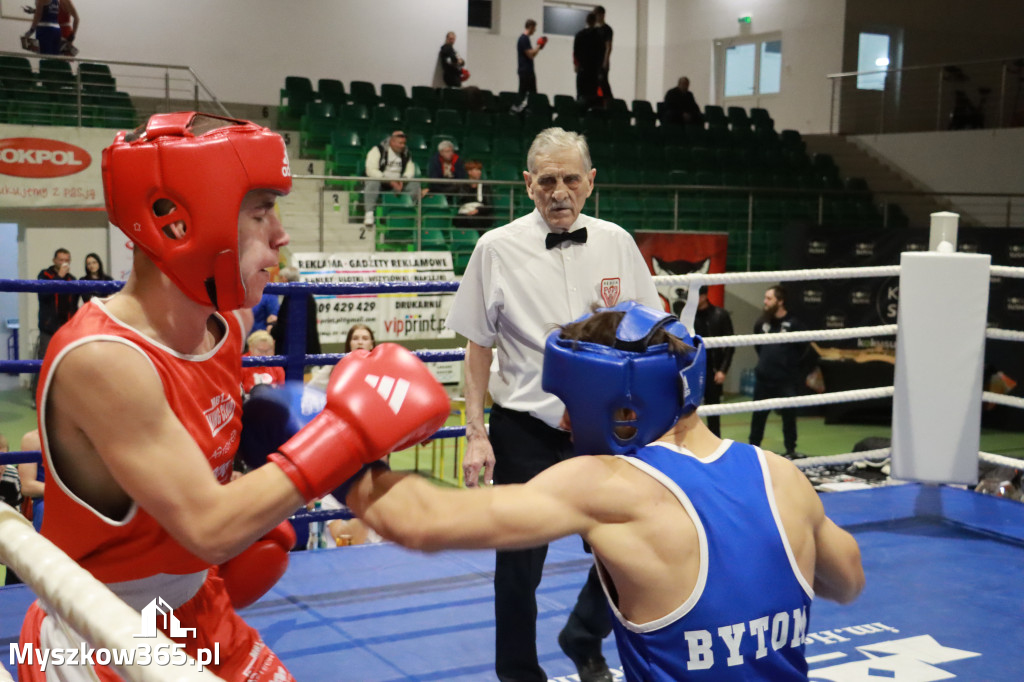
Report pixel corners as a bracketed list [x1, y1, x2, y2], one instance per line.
[250, 292, 280, 335]
[363, 130, 421, 228]
[693, 286, 734, 437]
[594, 6, 613, 104]
[80, 252, 113, 304]
[662, 76, 704, 126]
[17, 429, 44, 532]
[427, 139, 467, 201]
[24, 0, 78, 56]
[512, 19, 546, 113]
[749, 285, 809, 459]
[573, 12, 603, 111]
[270, 267, 321, 365]
[439, 31, 465, 88]
[241, 330, 285, 396]
[32, 247, 78, 402]
[453, 159, 495, 232]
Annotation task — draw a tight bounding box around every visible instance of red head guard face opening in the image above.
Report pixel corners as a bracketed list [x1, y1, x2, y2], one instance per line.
[102, 112, 292, 311]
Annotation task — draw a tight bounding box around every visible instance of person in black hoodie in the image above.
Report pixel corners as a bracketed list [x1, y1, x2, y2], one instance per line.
[748, 285, 808, 458]
[32, 248, 78, 400]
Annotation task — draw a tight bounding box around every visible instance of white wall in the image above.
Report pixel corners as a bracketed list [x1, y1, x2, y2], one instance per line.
[466, 0, 638, 103]
[852, 128, 1024, 225]
[659, 0, 847, 134]
[18, 226, 109, 367]
[853, 128, 1024, 195]
[0, 0, 466, 106]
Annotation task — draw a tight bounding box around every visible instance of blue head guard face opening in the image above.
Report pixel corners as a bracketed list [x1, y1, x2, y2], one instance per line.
[542, 301, 706, 456]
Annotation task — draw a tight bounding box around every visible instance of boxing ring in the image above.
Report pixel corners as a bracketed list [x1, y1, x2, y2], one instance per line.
[2, 222, 1023, 681]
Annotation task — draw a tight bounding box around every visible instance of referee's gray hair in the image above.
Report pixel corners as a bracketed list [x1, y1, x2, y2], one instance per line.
[526, 127, 592, 174]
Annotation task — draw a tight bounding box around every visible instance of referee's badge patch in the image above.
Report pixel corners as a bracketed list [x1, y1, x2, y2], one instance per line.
[600, 278, 621, 307]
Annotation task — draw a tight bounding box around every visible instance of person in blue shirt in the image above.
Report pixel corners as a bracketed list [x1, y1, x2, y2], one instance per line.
[347, 302, 864, 682]
[250, 291, 280, 335]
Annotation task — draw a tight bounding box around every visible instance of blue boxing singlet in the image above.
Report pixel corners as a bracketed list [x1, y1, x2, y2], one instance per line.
[600, 440, 814, 681]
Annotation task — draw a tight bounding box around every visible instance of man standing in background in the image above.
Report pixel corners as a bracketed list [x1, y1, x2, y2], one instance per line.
[693, 286, 734, 436]
[439, 31, 465, 88]
[749, 285, 808, 458]
[513, 19, 546, 113]
[573, 12, 603, 111]
[32, 248, 77, 403]
[448, 127, 659, 682]
[594, 6, 613, 104]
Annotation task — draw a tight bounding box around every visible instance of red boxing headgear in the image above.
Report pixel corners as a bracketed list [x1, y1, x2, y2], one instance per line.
[102, 112, 292, 311]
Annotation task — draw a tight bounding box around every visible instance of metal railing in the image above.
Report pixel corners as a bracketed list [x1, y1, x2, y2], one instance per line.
[0, 50, 230, 128]
[290, 174, 1024, 273]
[828, 55, 1024, 135]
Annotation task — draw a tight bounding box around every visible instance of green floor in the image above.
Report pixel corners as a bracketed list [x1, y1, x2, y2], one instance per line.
[3, 386, 1020, 490]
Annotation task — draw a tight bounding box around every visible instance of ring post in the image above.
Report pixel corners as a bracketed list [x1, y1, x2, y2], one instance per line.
[891, 212, 989, 484]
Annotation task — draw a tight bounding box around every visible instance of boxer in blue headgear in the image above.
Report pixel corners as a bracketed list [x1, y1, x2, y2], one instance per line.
[542, 300, 706, 456]
[347, 301, 865, 682]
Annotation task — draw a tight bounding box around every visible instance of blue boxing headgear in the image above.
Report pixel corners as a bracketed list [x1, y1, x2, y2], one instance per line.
[542, 301, 706, 456]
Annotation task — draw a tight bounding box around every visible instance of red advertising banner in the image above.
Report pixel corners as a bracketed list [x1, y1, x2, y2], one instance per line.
[634, 231, 729, 316]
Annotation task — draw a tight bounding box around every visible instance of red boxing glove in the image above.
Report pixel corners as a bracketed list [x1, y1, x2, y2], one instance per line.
[218, 521, 296, 609]
[537, 36, 548, 48]
[269, 343, 450, 502]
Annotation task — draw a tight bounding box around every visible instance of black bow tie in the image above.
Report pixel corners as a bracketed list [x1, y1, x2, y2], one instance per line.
[546, 227, 588, 249]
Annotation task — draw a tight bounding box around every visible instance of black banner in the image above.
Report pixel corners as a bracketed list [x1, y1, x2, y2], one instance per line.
[784, 225, 1024, 428]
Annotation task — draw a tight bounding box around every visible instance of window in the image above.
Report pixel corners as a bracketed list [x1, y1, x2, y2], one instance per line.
[759, 40, 782, 94]
[857, 33, 890, 91]
[721, 36, 783, 98]
[542, 4, 590, 37]
[468, 0, 493, 30]
[724, 44, 756, 97]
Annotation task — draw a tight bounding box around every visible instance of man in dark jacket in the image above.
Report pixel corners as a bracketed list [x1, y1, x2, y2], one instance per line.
[662, 76, 704, 126]
[439, 31, 465, 88]
[693, 286, 734, 436]
[33, 247, 78, 399]
[573, 12, 603, 110]
[749, 285, 808, 458]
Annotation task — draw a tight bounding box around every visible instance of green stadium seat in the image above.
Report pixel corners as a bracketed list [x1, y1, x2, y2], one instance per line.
[410, 85, 440, 111]
[39, 59, 74, 90]
[433, 108, 463, 134]
[317, 79, 346, 107]
[279, 76, 315, 128]
[631, 99, 657, 126]
[440, 87, 467, 111]
[465, 110, 494, 134]
[349, 80, 378, 106]
[380, 83, 409, 110]
[403, 106, 433, 135]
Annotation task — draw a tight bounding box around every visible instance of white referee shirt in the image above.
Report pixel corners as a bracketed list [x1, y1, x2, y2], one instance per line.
[446, 209, 661, 428]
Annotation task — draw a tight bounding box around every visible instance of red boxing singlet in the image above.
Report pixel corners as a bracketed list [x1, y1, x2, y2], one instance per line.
[37, 300, 245, 582]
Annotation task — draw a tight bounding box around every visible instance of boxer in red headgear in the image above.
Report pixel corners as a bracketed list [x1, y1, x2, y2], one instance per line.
[19, 113, 450, 681]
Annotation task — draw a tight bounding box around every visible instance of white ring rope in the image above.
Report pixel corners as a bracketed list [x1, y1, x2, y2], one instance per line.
[696, 387, 895, 417]
[703, 325, 897, 348]
[986, 328, 1024, 343]
[981, 391, 1024, 411]
[651, 265, 902, 287]
[0, 504, 220, 682]
[990, 265, 1024, 279]
[979, 451, 1024, 469]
